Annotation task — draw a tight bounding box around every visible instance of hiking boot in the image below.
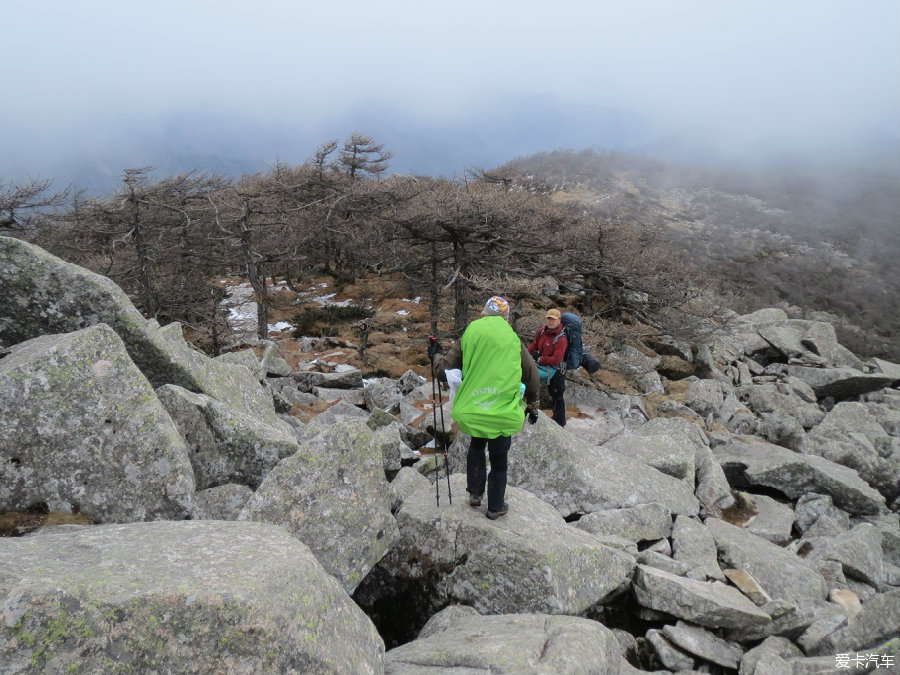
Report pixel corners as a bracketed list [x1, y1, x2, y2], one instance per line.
[486, 503, 509, 520]
[468, 493, 482, 507]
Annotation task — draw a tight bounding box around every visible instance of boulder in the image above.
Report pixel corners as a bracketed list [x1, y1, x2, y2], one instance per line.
[384, 606, 621, 675]
[632, 565, 772, 631]
[239, 419, 399, 593]
[743, 493, 795, 545]
[306, 400, 370, 433]
[758, 319, 864, 370]
[706, 517, 828, 604]
[794, 492, 851, 538]
[293, 368, 363, 391]
[685, 378, 736, 420]
[672, 515, 725, 581]
[0, 237, 295, 436]
[0, 324, 194, 523]
[756, 411, 807, 450]
[738, 382, 825, 429]
[802, 524, 886, 590]
[449, 415, 699, 519]
[313, 386, 366, 405]
[0, 521, 384, 674]
[870, 357, 900, 382]
[371, 421, 417, 474]
[388, 466, 431, 510]
[157, 383, 300, 490]
[715, 440, 886, 515]
[363, 377, 404, 413]
[801, 402, 899, 502]
[813, 588, 900, 656]
[192, 483, 254, 520]
[739, 636, 804, 675]
[602, 417, 703, 485]
[563, 412, 627, 447]
[574, 502, 673, 543]
[784, 365, 896, 400]
[356, 474, 635, 625]
[694, 444, 737, 516]
[646, 628, 695, 671]
[605, 345, 660, 375]
[662, 620, 745, 669]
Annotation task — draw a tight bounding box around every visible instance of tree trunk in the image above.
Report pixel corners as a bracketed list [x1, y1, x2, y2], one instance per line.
[453, 241, 469, 333]
[239, 203, 268, 340]
[129, 188, 159, 318]
[429, 241, 439, 336]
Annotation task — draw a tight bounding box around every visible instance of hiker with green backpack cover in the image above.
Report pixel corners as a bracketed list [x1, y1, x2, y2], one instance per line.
[429, 296, 540, 520]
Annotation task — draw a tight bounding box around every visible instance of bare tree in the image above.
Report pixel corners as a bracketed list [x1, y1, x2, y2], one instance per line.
[0, 177, 71, 236]
[338, 132, 393, 179]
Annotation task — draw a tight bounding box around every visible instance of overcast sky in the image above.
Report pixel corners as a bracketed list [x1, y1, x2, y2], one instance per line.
[2, 0, 898, 180]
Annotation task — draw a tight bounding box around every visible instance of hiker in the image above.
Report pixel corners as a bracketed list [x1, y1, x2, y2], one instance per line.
[527, 308, 568, 427]
[429, 296, 540, 520]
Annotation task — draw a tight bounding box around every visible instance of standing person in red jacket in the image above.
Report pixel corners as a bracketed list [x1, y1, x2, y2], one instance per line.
[527, 309, 568, 427]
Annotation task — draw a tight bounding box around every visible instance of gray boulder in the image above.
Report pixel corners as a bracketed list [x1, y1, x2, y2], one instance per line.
[602, 417, 702, 485]
[363, 377, 404, 413]
[293, 368, 363, 391]
[802, 524, 886, 590]
[157, 383, 300, 490]
[794, 492, 851, 538]
[192, 483, 255, 520]
[632, 564, 772, 631]
[705, 517, 828, 605]
[758, 319, 864, 370]
[662, 621, 745, 669]
[574, 502, 673, 543]
[739, 636, 804, 675]
[0, 237, 293, 435]
[371, 421, 417, 474]
[743, 493, 795, 545]
[738, 382, 825, 430]
[0, 324, 194, 523]
[384, 605, 621, 675]
[685, 378, 736, 420]
[605, 344, 660, 375]
[239, 419, 399, 593]
[450, 415, 699, 519]
[801, 402, 899, 502]
[0, 521, 384, 674]
[813, 588, 900, 656]
[306, 400, 370, 433]
[313, 386, 366, 405]
[715, 440, 886, 515]
[646, 628, 696, 671]
[756, 410, 807, 450]
[672, 515, 725, 581]
[694, 443, 737, 517]
[360, 474, 635, 618]
[784, 365, 896, 400]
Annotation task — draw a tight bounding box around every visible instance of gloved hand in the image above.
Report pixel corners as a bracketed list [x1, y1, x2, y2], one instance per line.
[525, 407, 539, 425]
[427, 337, 443, 361]
[531, 350, 540, 362]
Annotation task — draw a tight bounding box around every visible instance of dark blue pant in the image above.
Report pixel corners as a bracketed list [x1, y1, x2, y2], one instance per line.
[467, 435, 511, 512]
[549, 370, 566, 427]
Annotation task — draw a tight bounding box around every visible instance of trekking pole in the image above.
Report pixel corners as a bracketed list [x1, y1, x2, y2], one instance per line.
[430, 359, 441, 508]
[435, 372, 452, 504]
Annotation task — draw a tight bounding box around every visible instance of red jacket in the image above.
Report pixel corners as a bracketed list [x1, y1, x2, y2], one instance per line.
[527, 324, 568, 368]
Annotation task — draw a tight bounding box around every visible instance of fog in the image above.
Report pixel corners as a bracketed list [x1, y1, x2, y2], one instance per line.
[2, 0, 898, 190]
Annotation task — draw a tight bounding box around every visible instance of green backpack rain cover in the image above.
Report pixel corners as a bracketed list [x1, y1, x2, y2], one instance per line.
[451, 315, 525, 438]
